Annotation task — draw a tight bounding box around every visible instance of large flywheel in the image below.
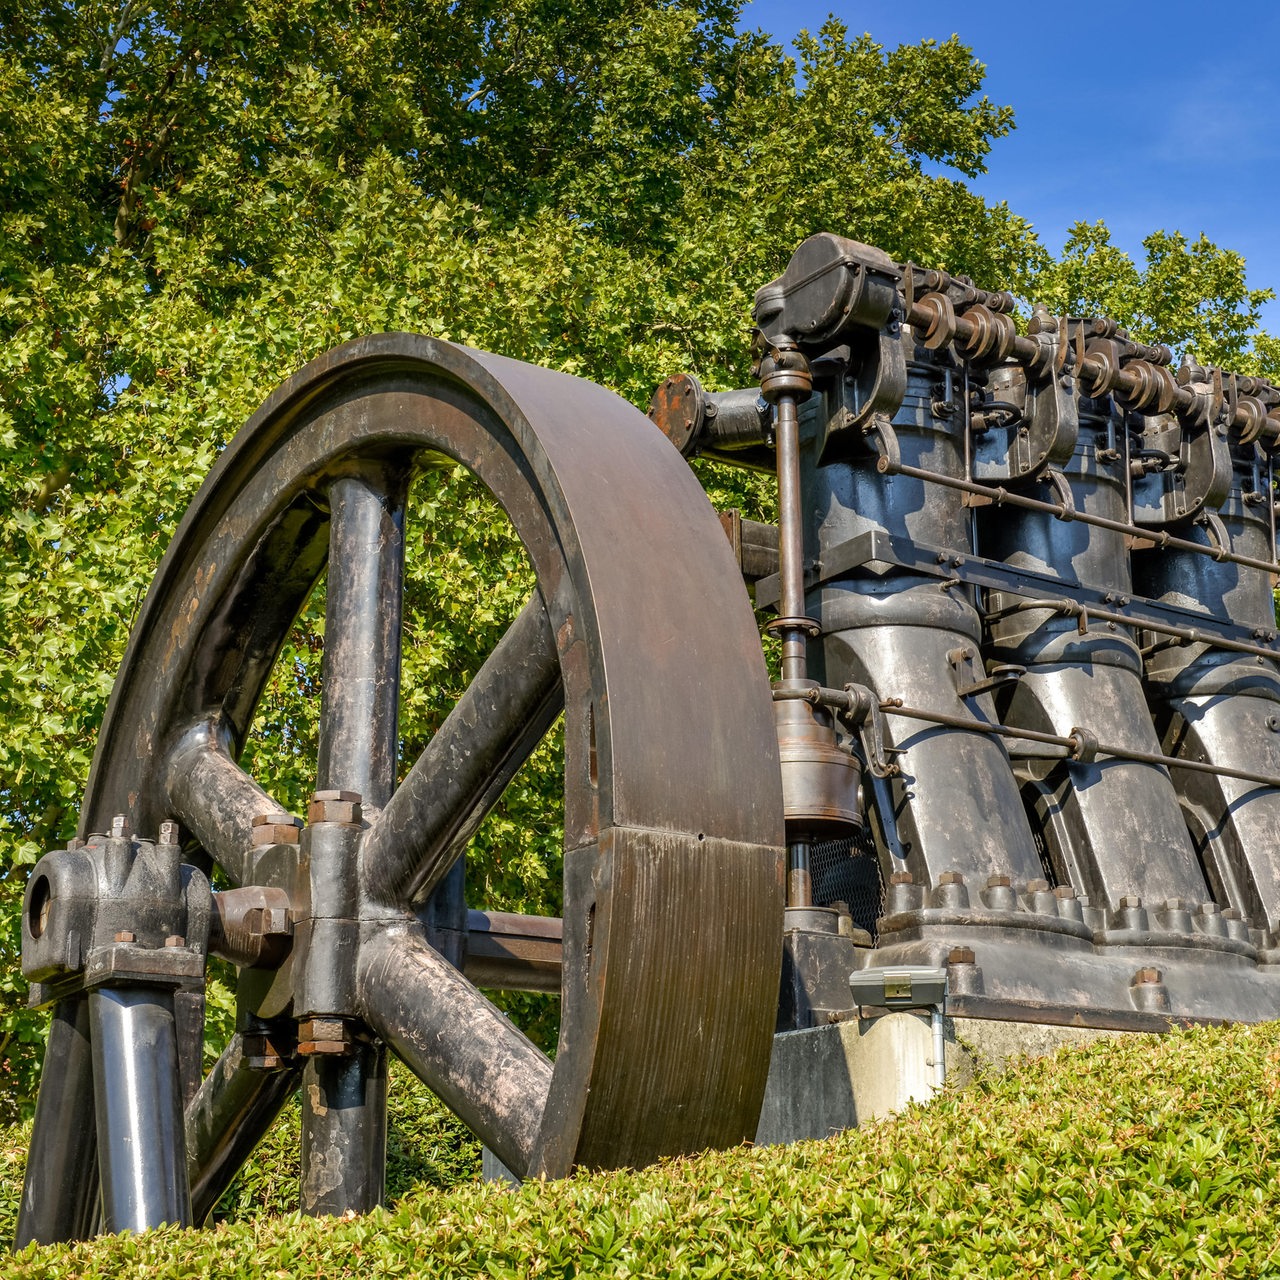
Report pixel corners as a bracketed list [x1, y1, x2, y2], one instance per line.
[17, 335, 785, 1243]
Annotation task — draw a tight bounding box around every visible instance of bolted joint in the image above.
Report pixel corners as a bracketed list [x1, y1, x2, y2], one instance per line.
[251, 812, 303, 847]
[210, 886, 294, 969]
[307, 790, 363, 827]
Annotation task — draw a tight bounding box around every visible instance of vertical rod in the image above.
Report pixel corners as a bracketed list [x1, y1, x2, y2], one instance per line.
[316, 464, 409, 808]
[786, 838, 813, 908]
[299, 1044, 388, 1217]
[931, 1007, 946, 1089]
[775, 392, 808, 684]
[14, 997, 99, 1248]
[89, 988, 192, 1234]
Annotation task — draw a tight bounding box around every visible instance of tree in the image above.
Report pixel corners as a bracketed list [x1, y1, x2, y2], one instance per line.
[1032, 221, 1278, 375]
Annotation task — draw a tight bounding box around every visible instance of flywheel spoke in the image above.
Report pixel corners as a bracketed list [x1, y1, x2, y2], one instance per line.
[164, 720, 288, 886]
[358, 925, 552, 1179]
[363, 593, 563, 908]
[317, 463, 411, 806]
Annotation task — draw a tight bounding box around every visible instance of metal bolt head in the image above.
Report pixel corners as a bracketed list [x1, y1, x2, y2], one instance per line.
[1133, 967, 1163, 986]
[1197, 902, 1220, 916]
[1119, 894, 1143, 910]
[114, 930, 135, 943]
[1053, 885, 1077, 900]
[889, 871, 914, 885]
[938, 870, 965, 886]
[1164, 898, 1186, 912]
[986, 874, 1011, 889]
[948, 946, 976, 966]
[158, 820, 180, 845]
[110, 815, 130, 840]
[164, 934, 185, 948]
[1026, 879, 1050, 894]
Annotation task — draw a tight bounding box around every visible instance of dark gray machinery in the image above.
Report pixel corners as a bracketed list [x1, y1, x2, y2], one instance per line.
[651, 232, 1280, 1033]
[17, 236, 1280, 1244]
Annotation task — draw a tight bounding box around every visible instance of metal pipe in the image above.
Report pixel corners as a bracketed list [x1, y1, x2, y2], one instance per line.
[299, 1043, 388, 1218]
[879, 699, 1280, 790]
[89, 987, 192, 1233]
[362, 594, 562, 909]
[14, 997, 99, 1248]
[787, 840, 814, 908]
[358, 926, 552, 1180]
[885, 460, 1280, 578]
[185, 1035, 299, 1225]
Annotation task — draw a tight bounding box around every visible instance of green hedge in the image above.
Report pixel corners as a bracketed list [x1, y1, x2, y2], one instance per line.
[6, 1021, 1280, 1277]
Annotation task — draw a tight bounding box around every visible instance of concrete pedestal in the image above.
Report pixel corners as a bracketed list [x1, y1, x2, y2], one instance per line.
[755, 1013, 1117, 1146]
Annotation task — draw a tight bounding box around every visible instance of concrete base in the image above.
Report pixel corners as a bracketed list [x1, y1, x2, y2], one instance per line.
[755, 1013, 1117, 1146]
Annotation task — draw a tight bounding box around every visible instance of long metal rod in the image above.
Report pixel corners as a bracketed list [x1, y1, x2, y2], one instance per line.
[984, 596, 1280, 662]
[185, 1035, 299, 1225]
[362, 594, 563, 909]
[14, 997, 99, 1248]
[885, 460, 1280, 578]
[775, 392, 810, 683]
[880, 699, 1280, 790]
[358, 927, 552, 1179]
[89, 988, 192, 1234]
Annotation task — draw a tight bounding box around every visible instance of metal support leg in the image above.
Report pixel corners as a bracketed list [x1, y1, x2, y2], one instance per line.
[300, 1044, 388, 1217]
[14, 998, 99, 1248]
[89, 988, 192, 1233]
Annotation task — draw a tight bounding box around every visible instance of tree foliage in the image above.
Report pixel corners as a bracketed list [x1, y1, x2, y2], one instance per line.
[0, 0, 1275, 1125]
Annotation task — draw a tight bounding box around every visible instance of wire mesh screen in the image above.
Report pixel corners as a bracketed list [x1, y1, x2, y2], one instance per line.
[810, 827, 885, 941]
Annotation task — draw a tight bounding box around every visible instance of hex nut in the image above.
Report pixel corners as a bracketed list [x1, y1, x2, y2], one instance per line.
[1132, 967, 1163, 986]
[1026, 879, 1050, 894]
[889, 871, 914, 885]
[986, 874, 1011, 888]
[1119, 894, 1143, 909]
[113, 930, 136, 944]
[308, 792, 363, 826]
[938, 871, 965, 886]
[948, 946, 976, 966]
[251, 813, 303, 847]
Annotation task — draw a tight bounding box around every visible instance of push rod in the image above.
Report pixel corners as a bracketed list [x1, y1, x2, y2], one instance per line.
[880, 699, 1280, 791]
[983, 597, 1280, 662]
[884, 460, 1280, 578]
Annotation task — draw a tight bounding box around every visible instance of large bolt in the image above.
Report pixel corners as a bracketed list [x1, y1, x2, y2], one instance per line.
[889, 871, 914, 885]
[986, 874, 1011, 889]
[1026, 878, 1050, 894]
[251, 812, 303, 847]
[948, 946, 976, 966]
[114, 930, 135, 944]
[307, 790, 363, 826]
[938, 870, 965, 886]
[1132, 967, 1162, 986]
[1119, 894, 1143, 910]
[110, 815, 131, 840]
[158, 820, 180, 846]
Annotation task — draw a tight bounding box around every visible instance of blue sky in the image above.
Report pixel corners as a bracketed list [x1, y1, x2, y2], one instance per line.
[740, 1, 1280, 333]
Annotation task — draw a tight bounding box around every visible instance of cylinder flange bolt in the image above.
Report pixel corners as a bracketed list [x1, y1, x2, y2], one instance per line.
[948, 947, 976, 966]
[164, 935, 185, 948]
[110, 815, 130, 840]
[986, 874, 1010, 888]
[158, 821, 179, 845]
[1133, 967, 1162, 986]
[113, 931, 135, 944]
[889, 871, 914, 885]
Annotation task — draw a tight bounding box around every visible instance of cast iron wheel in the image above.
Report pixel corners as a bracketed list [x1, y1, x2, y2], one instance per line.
[20, 334, 785, 1236]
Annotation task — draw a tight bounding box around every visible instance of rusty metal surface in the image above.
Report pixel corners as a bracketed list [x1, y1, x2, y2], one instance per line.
[34, 332, 784, 1233]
